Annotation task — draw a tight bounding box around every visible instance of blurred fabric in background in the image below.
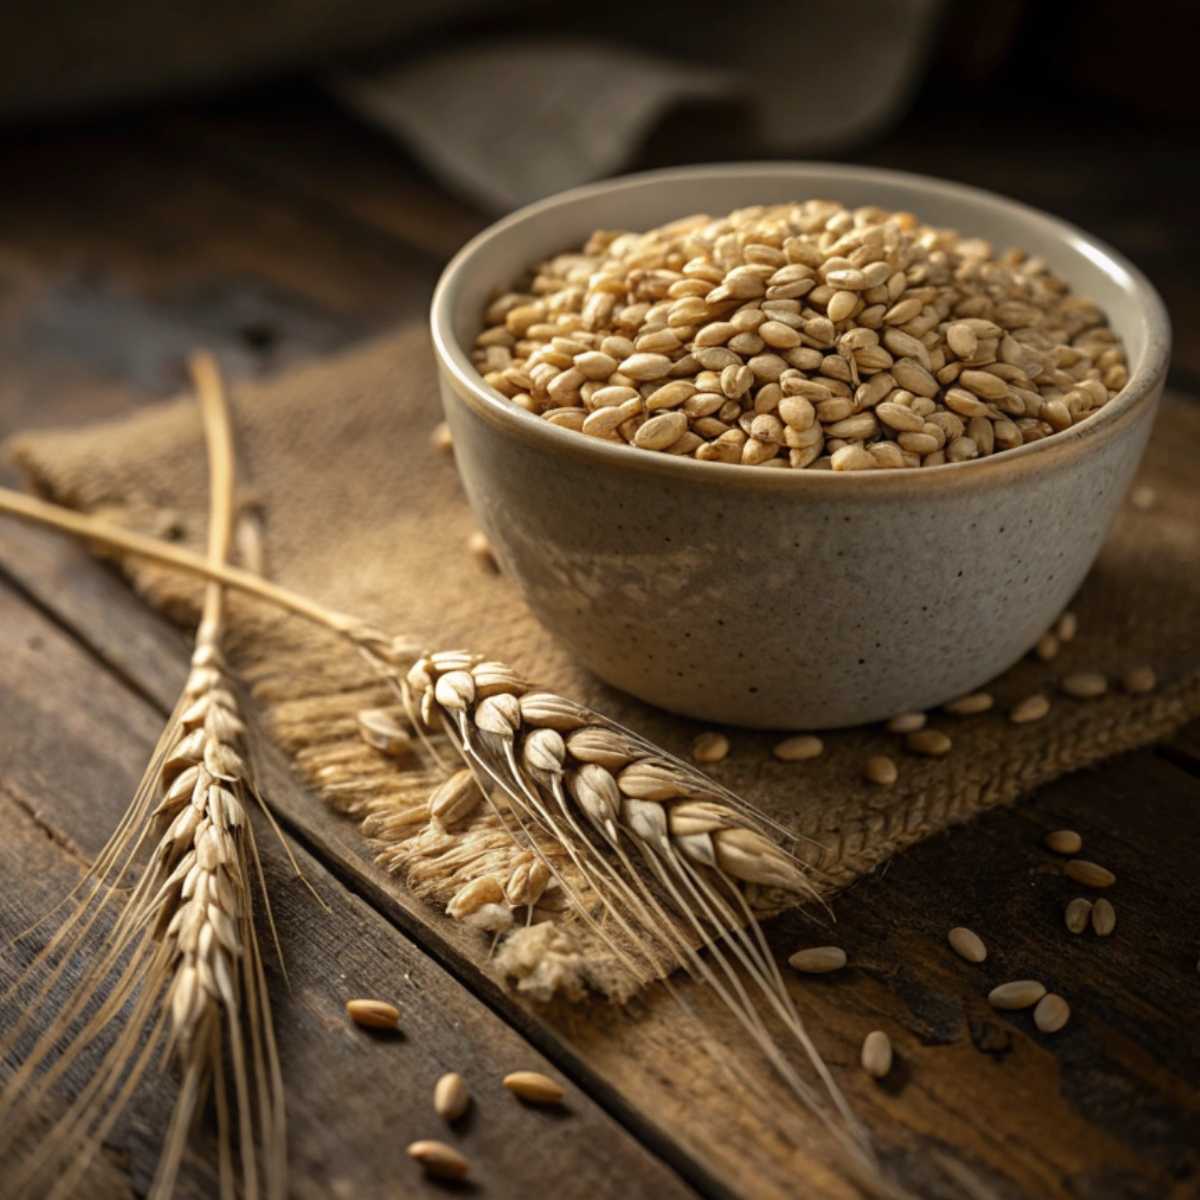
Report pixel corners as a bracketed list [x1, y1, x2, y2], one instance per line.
[3, 0, 1194, 211]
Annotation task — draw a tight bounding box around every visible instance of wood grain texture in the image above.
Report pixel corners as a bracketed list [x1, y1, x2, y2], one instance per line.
[1, 92, 1198, 1200]
[9, 530, 1197, 1200]
[0, 581, 698, 1200]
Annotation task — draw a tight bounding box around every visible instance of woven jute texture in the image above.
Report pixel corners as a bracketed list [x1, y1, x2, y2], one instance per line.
[11, 327, 1200, 1001]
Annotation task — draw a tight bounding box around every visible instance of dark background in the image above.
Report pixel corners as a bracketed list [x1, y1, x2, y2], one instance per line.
[2, 0, 1197, 403]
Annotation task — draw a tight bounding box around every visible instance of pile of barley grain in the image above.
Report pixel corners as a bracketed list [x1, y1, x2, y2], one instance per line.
[472, 201, 1128, 470]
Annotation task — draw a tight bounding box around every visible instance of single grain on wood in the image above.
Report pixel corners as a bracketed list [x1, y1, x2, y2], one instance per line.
[1064, 859, 1116, 888]
[433, 1072, 471, 1121]
[408, 1140, 469, 1180]
[346, 999, 400, 1030]
[861, 1030, 893, 1078]
[1065, 898, 1093, 934]
[1044, 829, 1083, 855]
[906, 729, 951, 757]
[948, 927, 987, 963]
[988, 980, 1047, 1010]
[943, 692, 993, 716]
[504, 1071, 566, 1105]
[1011, 694, 1051, 724]
[1034, 993, 1071, 1033]
[773, 734, 823, 762]
[692, 731, 730, 764]
[1092, 898, 1117, 937]
[788, 946, 847, 974]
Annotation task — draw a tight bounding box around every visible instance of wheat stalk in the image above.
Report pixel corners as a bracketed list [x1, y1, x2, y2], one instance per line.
[0, 354, 285, 1200]
[401, 653, 884, 1173]
[0, 471, 897, 1194]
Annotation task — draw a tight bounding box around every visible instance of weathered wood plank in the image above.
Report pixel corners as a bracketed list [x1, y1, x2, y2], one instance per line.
[2, 97, 1198, 1199]
[0, 581, 700, 1200]
[6, 509, 1199, 1200]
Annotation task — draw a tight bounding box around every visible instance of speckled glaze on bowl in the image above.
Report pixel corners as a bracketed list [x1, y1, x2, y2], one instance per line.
[430, 164, 1170, 729]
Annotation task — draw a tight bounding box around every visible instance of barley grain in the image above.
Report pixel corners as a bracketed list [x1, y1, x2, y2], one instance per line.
[408, 1140, 469, 1180]
[788, 946, 847, 974]
[1061, 672, 1107, 699]
[1056, 612, 1078, 642]
[906, 729, 951, 757]
[1011, 694, 1051, 724]
[429, 769, 484, 826]
[475, 201, 1126, 471]
[773, 734, 823, 762]
[433, 1073, 471, 1121]
[504, 1071, 565, 1105]
[861, 1031, 893, 1079]
[635, 411, 688, 451]
[1122, 666, 1157, 694]
[943, 692, 993, 716]
[1033, 994, 1070, 1033]
[431, 421, 453, 453]
[864, 755, 897, 786]
[988, 980, 1046, 1010]
[1064, 860, 1115, 888]
[1035, 633, 1060, 661]
[692, 731, 730, 764]
[356, 707, 413, 758]
[948, 927, 987, 963]
[346, 999, 400, 1030]
[1130, 484, 1157, 510]
[468, 530, 499, 573]
[1091, 898, 1116, 937]
[886, 711, 926, 734]
[1065, 897, 1092, 933]
[1044, 829, 1083, 855]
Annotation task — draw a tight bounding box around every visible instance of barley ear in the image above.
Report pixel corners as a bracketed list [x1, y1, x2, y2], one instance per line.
[0, 351, 286, 1200]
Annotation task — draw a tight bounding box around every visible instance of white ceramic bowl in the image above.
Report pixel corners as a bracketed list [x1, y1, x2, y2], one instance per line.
[431, 164, 1170, 729]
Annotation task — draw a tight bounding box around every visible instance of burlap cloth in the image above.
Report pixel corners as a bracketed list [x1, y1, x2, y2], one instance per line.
[10, 327, 1200, 1001]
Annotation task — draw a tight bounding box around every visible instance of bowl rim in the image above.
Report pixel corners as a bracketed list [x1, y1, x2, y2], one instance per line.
[430, 161, 1170, 494]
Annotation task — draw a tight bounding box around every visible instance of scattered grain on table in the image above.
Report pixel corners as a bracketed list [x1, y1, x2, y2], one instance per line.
[346, 999, 400, 1030]
[1044, 829, 1083, 855]
[1064, 859, 1115, 888]
[408, 1140, 469, 1180]
[503, 1071, 565, 1105]
[1064, 897, 1093, 934]
[468, 529, 500, 573]
[788, 946, 847, 974]
[861, 1030, 893, 1079]
[864, 754, 898, 786]
[431, 421, 453, 453]
[1061, 672, 1107, 699]
[1056, 611, 1078, 642]
[1035, 632, 1060, 661]
[1092, 898, 1117, 937]
[988, 980, 1047, 1010]
[1123, 665, 1157, 694]
[1130, 484, 1157, 510]
[886, 711, 926, 734]
[943, 692, 993, 716]
[1034, 993, 1071, 1033]
[948, 927, 987, 963]
[1011, 693, 1051, 724]
[773, 734, 823, 762]
[433, 1072, 471, 1121]
[906, 729, 951, 757]
[692, 730, 730, 764]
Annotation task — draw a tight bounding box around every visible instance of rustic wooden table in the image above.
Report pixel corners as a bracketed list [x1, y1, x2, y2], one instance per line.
[1, 89, 1198, 1200]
